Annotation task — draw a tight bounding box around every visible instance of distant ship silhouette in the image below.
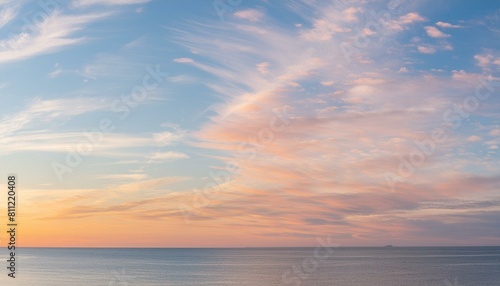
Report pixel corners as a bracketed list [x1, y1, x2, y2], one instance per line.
[385, 245, 394, 248]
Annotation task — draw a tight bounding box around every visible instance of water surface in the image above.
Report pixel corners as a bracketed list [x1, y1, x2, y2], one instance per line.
[2, 247, 499, 285]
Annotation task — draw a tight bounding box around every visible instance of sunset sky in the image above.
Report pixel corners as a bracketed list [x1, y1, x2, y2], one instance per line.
[0, 0, 499, 247]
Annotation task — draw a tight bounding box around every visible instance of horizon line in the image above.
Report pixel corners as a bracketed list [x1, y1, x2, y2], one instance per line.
[16, 245, 500, 249]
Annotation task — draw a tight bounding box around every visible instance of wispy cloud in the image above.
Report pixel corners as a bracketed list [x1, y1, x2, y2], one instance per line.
[96, 173, 150, 180]
[256, 61, 270, 75]
[342, 7, 362, 22]
[173, 57, 194, 63]
[71, 0, 150, 8]
[436, 21, 463, 28]
[0, 10, 111, 63]
[301, 18, 351, 41]
[147, 151, 189, 163]
[158, 0, 500, 245]
[153, 129, 187, 146]
[388, 12, 426, 31]
[49, 63, 63, 78]
[233, 9, 264, 22]
[0, 5, 17, 29]
[0, 131, 158, 156]
[418, 45, 437, 54]
[489, 129, 500, 136]
[0, 97, 109, 138]
[467, 135, 482, 142]
[425, 26, 450, 38]
[474, 52, 500, 71]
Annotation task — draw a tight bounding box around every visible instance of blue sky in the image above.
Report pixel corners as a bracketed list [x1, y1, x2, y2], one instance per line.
[0, 0, 499, 247]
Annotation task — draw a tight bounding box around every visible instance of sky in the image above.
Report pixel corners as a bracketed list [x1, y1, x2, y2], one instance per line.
[0, 0, 499, 247]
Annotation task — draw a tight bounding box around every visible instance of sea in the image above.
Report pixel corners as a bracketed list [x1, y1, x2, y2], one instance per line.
[1, 247, 499, 285]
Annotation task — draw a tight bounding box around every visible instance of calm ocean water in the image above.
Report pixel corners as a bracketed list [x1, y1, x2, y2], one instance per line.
[1, 247, 499, 285]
